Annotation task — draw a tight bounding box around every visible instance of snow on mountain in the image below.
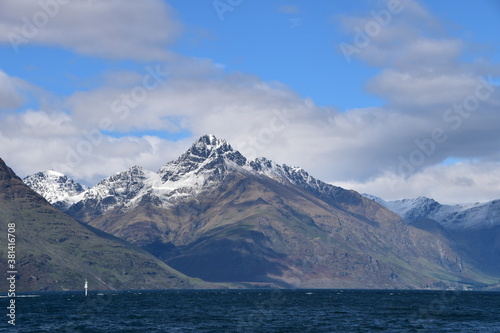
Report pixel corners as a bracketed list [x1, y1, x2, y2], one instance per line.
[248, 157, 316, 186]
[56, 135, 253, 214]
[28, 135, 356, 215]
[361, 193, 387, 206]
[23, 170, 87, 210]
[363, 194, 500, 230]
[88, 135, 343, 212]
[434, 200, 500, 230]
[156, 134, 247, 197]
[73, 165, 158, 213]
[246, 157, 355, 204]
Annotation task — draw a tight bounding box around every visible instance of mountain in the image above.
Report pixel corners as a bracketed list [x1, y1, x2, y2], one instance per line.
[0, 158, 210, 292]
[26, 135, 499, 289]
[23, 170, 87, 210]
[363, 194, 500, 277]
[364, 195, 500, 230]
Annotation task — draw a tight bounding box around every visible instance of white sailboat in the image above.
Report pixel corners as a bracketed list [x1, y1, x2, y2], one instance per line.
[84, 279, 88, 296]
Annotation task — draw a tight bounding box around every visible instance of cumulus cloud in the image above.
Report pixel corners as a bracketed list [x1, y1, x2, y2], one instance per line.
[0, 0, 182, 60]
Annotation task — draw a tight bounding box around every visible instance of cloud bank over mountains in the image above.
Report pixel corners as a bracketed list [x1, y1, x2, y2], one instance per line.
[0, 0, 499, 204]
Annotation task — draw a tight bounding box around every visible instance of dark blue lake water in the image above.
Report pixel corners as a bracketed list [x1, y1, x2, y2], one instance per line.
[2, 289, 500, 332]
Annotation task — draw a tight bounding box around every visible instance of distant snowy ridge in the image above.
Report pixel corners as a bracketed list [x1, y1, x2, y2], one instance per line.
[363, 194, 500, 230]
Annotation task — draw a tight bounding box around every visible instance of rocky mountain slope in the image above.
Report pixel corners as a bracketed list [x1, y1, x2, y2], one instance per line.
[25, 135, 499, 289]
[0, 158, 209, 292]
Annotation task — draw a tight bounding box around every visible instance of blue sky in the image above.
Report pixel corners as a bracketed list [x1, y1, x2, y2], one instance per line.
[1, 0, 500, 203]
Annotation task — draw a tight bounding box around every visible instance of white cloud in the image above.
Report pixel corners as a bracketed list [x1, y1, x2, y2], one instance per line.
[336, 161, 500, 205]
[338, 0, 454, 69]
[331, 0, 500, 194]
[366, 70, 489, 108]
[0, 0, 182, 60]
[7, 109, 77, 135]
[0, 109, 189, 185]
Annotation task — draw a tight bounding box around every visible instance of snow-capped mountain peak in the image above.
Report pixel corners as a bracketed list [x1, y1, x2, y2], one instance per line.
[73, 165, 158, 213]
[158, 134, 246, 183]
[91, 165, 153, 199]
[65, 136, 249, 215]
[23, 170, 87, 210]
[191, 134, 230, 155]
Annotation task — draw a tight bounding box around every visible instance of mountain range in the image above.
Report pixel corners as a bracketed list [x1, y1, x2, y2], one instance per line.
[362, 194, 500, 230]
[18, 135, 500, 290]
[363, 194, 500, 278]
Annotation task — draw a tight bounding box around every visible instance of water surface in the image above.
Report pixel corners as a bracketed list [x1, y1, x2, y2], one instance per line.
[2, 289, 500, 332]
